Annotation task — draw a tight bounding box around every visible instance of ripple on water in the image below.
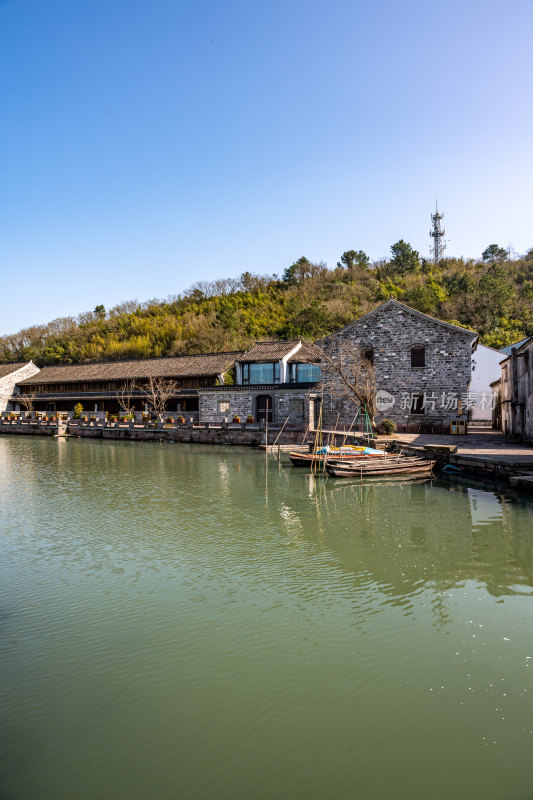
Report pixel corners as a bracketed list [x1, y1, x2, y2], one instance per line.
[1, 439, 533, 800]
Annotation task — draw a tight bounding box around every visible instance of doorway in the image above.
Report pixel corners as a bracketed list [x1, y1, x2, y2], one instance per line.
[256, 395, 273, 424]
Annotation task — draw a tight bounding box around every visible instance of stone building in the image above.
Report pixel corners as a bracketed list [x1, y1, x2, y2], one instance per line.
[494, 337, 533, 441]
[1, 362, 40, 412]
[317, 299, 478, 432]
[199, 341, 321, 426]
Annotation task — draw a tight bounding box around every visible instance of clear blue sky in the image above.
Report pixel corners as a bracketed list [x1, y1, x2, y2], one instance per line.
[1, 0, 532, 336]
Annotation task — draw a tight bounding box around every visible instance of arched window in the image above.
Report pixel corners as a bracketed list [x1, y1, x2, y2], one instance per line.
[411, 347, 426, 368]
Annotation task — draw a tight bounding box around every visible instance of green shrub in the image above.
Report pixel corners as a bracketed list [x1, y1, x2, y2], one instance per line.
[73, 403, 83, 419]
[380, 418, 397, 435]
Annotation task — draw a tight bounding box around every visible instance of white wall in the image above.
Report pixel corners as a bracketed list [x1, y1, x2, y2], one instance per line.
[1, 362, 40, 412]
[470, 345, 504, 420]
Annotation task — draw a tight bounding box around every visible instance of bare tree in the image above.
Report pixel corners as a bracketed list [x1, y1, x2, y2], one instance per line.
[141, 376, 178, 418]
[306, 341, 377, 425]
[117, 378, 137, 417]
[17, 389, 36, 415]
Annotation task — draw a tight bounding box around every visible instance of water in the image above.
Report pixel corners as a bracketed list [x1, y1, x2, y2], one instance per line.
[1, 437, 533, 800]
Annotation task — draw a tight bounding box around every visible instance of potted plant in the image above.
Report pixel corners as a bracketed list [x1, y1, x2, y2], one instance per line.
[177, 415, 186, 424]
[246, 415, 255, 424]
[232, 415, 241, 423]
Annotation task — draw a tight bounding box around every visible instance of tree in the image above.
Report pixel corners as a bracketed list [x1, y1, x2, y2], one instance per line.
[482, 244, 507, 263]
[117, 379, 137, 417]
[478, 264, 514, 312]
[282, 256, 311, 285]
[389, 240, 420, 275]
[337, 250, 370, 270]
[306, 341, 377, 425]
[141, 376, 178, 418]
[94, 305, 106, 318]
[17, 389, 36, 415]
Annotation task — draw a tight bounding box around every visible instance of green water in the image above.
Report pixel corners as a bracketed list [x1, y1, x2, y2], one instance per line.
[1, 437, 533, 800]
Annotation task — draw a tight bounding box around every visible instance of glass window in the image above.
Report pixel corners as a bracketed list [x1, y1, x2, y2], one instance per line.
[295, 364, 321, 383]
[243, 363, 274, 384]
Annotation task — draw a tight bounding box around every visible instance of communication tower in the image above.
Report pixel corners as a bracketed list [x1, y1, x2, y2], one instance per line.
[430, 202, 446, 263]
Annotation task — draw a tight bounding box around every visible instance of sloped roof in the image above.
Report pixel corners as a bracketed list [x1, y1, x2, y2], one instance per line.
[318, 299, 479, 343]
[500, 338, 530, 355]
[237, 341, 300, 362]
[0, 363, 31, 379]
[18, 352, 244, 385]
[288, 342, 320, 363]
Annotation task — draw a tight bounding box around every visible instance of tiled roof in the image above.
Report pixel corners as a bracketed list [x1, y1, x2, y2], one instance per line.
[18, 352, 244, 385]
[237, 341, 301, 362]
[288, 342, 320, 363]
[0, 363, 30, 379]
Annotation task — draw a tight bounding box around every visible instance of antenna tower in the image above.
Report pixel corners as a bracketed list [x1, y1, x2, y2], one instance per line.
[430, 201, 446, 263]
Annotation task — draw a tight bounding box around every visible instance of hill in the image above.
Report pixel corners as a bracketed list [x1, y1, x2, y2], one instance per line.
[1, 242, 532, 366]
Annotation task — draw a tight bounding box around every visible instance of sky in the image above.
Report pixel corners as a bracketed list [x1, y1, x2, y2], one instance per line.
[1, 0, 532, 336]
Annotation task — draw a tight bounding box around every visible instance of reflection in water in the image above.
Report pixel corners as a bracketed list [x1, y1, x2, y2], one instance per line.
[1, 437, 533, 800]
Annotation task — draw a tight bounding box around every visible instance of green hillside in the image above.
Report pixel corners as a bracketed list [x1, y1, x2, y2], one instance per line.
[2, 242, 532, 366]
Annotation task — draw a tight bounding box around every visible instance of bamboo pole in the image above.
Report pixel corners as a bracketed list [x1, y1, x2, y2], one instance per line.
[271, 416, 290, 454]
[265, 399, 269, 465]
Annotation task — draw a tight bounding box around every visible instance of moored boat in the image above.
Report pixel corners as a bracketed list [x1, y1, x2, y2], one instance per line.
[326, 456, 435, 480]
[289, 445, 386, 468]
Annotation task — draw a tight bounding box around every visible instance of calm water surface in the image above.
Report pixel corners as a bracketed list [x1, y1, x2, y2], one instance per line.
[1, 436, 533, 800]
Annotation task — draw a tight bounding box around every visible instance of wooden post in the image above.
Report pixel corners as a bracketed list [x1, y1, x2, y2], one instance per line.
[265, 399, 269, 462]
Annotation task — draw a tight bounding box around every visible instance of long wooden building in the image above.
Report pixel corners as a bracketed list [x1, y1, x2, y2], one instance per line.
[15, 352, 243, 416]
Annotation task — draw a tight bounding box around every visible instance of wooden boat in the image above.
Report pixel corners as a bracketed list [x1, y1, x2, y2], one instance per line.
[326, 456, 435, 479]
[289, 445, 386, 468]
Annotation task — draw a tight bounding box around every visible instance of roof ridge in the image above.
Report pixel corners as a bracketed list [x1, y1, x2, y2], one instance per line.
[32, 351, 245, 369]
[317, 298, 478, 341]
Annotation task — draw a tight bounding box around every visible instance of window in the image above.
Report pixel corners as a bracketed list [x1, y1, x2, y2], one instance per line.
[410, 393, 425, 415]
[362, 349, 374, 366]
[289, 363, 321, 383]
[411, 347, 426, 368]
[218, 401, 230, 414]
[242, 362, 280, 385]
[289, 399, 304, 418]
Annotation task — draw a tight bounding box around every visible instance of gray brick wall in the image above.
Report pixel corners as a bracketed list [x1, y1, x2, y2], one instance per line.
[318, 302, 476, 429]
[199, 387, 314, 425]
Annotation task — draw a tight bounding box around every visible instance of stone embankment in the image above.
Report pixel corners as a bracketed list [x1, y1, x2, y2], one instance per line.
[0, 417, 304, 447]
[2, 418, 533, 493]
